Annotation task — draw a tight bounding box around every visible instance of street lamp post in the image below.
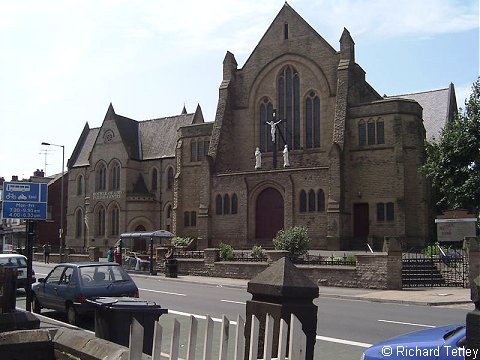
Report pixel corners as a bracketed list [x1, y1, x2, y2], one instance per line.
[41, 142, 65, 263]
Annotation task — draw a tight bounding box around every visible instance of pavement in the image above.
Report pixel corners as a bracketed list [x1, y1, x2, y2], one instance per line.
[130, 272, 474, 308]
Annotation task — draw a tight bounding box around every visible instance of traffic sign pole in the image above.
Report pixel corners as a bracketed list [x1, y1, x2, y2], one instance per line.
[25, 220, 35, 312]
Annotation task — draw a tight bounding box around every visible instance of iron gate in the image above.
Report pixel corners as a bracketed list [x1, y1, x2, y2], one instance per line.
[402, 245, 468, 288]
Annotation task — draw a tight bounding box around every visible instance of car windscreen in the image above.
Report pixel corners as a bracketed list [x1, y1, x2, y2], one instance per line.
[79, 265, 131, 286]
[0, 256, 27, 267]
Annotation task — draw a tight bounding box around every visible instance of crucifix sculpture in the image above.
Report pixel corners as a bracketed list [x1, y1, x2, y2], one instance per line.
[265, 109, 286, 169]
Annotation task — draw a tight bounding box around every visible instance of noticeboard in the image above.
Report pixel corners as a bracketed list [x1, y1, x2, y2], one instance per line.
[2, 181, 48, 220]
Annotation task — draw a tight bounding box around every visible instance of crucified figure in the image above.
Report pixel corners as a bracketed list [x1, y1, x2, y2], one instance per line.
[266, 119, 282, 143]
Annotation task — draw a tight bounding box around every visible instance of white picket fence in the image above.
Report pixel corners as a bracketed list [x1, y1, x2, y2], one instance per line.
[128, 313, 308, 360]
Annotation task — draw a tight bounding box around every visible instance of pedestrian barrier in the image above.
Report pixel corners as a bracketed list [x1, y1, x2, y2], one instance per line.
[128, 313, 309, 360]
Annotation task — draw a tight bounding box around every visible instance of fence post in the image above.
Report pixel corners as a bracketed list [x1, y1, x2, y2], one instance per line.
[245, 257, 319, 360]
[466, 275, 480, 359]
[464, 236, 480, 288]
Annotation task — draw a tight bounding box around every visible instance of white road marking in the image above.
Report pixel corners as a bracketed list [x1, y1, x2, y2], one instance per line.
[378, 319, 435, 328]
[316, 335, 372, 348]
[139, 288, 186, 296]
[221, 299, 246, 305]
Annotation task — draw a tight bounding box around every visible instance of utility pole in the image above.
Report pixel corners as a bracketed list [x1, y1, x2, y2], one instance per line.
[38, 149, 54, 176]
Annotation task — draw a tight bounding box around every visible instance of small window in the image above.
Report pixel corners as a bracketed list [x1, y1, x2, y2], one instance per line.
[377, 121, 385, 144]
[231, 194, 238, 215]
[377, 203, 385, 221]
[184, 211, 190, 227]
[367, 122, 376, 145]
[77, 175, 84, 196]
[151, 169, 158, 191]
[308, 190, 316, 212]
[299, 190, 307, 213]
[317, 189, 325, 212]
[167, 167, 174, 190]
[223, 194, 231, 215]
[284, 23, 289, 40]
[386, 202, 394, 221]
[190, 211, 197, 226]
[167, 205, 172, 219]
[191, 141, 197, 162]
[359, 121, 366, 146]
[216, 195, 223, 215]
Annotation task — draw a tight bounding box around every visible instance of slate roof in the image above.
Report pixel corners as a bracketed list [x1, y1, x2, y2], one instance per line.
[69, 112, 195, 168]
[387, 84, 456, 141]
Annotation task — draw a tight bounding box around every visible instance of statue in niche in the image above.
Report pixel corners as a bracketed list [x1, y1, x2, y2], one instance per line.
[283, 145, 290, 167]
[255, 147, 262, 170]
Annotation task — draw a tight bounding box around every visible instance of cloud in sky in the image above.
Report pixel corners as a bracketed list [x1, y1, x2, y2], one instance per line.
[0, 0, 478, 178]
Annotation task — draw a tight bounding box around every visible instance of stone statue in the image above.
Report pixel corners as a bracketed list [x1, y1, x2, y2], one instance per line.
[255, 147, 262, 169]
[283, 145, 290, 167]
[266, 119, 282, 143]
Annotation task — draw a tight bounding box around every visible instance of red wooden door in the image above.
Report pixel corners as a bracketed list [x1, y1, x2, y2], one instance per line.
[255, 188, 284, 240]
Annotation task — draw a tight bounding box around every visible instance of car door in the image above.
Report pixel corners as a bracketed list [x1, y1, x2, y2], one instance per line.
[53, 266, 75, 312]
[37, 266, 65, 310]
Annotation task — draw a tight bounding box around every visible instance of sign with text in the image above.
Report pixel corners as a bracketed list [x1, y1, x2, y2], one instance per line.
[435, 218, 477, 242]
[2, 181, 48, 220]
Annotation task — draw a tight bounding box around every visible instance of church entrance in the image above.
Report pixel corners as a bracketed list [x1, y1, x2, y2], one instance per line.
[133, 225, 147, 252]
[255, 187, 284, 241]
[353, 203, 369, 242]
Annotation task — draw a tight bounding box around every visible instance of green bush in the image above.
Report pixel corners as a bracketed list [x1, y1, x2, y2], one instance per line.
[172, 237, 192, 247]
[250, 245, 265, 260]
[423, 244, 440, 257]
[273, 225, 310, 258]
[219, 243, 235, 261]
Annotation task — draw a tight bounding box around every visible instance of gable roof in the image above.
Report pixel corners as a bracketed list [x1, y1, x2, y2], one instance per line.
[387, 84, 457, 141]
[69, 105, 201, 168]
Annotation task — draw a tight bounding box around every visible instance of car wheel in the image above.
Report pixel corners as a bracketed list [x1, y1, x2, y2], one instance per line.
[66, 304, 79, 326]
[32, 295, 41, 314]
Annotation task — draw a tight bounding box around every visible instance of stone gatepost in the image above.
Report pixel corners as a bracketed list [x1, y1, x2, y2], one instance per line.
[88, 247, 101, 262]
[464, 236, 480, 288]
[245, 257, 319, 360]
[383, 237, 403, 290]
[265, 250, 288, 264]
[466, 275, 480, 359]
[204, 248, 219, 275]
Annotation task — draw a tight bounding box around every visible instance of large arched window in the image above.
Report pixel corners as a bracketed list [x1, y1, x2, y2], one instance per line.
[97, 164, 107, 191]
[75, 209, 83, 238]
[110, 205, 120, 236]
[110, 162, 121, 190]
[77, 175, 84, 196]
[96, 206, 106, 236]
[277, 66, 300, 150]
[305, 91, 320, 148]
[167, 167, 174, 190]
[259, 97, 274, 152]
[151, 168, 158, 191]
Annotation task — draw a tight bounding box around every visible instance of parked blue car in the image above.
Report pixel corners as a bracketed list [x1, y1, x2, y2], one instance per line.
[32, 262, 139, 325]
[362, 324, 467, 359]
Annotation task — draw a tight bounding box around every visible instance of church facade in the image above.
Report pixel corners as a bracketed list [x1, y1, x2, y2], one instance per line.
[66, 5, 452, 253]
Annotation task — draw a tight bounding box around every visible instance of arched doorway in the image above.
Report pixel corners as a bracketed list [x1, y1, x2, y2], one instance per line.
[255, 187, 284, 241]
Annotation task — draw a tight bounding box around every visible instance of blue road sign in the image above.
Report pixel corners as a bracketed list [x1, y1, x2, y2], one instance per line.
[2, 181, 48, 220]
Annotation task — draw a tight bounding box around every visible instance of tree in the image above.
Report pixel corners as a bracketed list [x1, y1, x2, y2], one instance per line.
[421, 78, 480, 216]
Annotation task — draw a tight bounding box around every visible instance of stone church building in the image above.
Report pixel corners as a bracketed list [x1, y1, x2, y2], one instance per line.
[65, 4, 456, 253]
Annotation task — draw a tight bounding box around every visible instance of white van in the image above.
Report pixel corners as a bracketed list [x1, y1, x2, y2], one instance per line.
[0, 254, 36, 290]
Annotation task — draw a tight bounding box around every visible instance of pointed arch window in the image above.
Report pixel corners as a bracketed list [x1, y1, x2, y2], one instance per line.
[77, 175, 84, 196]
[299, 190, 307, 213]
[190, 211, 197, 226]
[308, 190, 316, 212]
[277, 66, 300, 150]
[223, 194, 231, 215]
[231, 194, 238, 215]
[305, 91, 320, 148]
[96, 206, 106, 236]
[97, 164, 107, 191]
[259, 98, 274, 152]
[317, 189, 325, 212]
[216, 195, 223, 215]
[151, 169, 158, 191]
[110, 162, 120, 190]
[110, 205, 120, 236]
[75, 209, 83, 238]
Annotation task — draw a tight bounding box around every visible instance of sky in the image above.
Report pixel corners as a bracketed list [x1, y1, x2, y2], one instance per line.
[0, 0, 478, 180]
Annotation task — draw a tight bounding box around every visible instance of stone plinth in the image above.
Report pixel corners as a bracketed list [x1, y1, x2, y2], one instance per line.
[245, 257, 319, 360]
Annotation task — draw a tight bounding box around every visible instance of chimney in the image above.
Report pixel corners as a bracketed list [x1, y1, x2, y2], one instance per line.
[34, 169, 45, 177]
[11, 175, 18, 181]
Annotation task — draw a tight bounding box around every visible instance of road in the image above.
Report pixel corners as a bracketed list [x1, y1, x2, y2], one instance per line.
[26, 263, 470, 359]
